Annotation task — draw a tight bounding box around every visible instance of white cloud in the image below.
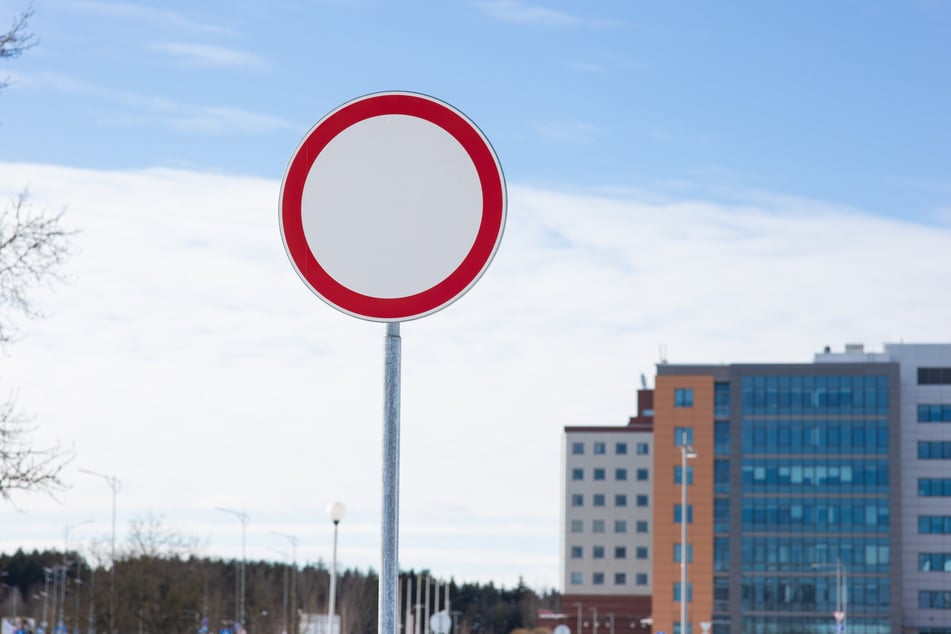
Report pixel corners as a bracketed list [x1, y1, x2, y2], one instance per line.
[474, 1, 615, 28]
[3, 162, 951, 589]
[150, 41, 268, 70]
[71, 1, 233, 35]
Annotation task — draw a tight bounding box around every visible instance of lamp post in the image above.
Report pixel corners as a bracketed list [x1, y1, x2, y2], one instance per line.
[573, 602, 581, 634]
[680, 445, 697, 634]
[217, 508, 249, 628]
[272, 532, 299, 634]
[813, 560, 847, 632]
[327, 502, 346, 634]
[79, 469, 121, 634]
[63, 521, 91, 633]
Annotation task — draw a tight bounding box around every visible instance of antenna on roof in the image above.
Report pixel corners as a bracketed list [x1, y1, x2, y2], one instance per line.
[640, 373, 648, 390]
[659, 344, 668, 365]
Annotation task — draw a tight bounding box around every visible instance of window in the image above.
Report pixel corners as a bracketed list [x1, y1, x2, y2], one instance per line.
[675, 504, 694, 524]
[919, 553, 951, 572]
[592, 546, 605, 559]
[592, 572, 605, 585]
[673, 583, 693, 602]
[571, 441, 584, 455]
[570, 546, 582, 559]
[637, 494, 649, 507]
[675, 427, 694, 446]
[919, 478, 951, 497]
[594, 442, 606, 455]
[615, 546, 627, 559]
[636, 573, 648, 586]
[714, 382, 730, 418]
[614, 520, 627, 533]
[636, 520, 649, 533]
[571, 468, 584, 480]
[637, 468, 650, 481]
[920, 516, 951, 534]
[593, 494, 606, 507]
[594, 468, 606, 481]
[919, 404, 951, 423]
[674, 543, 694, 563]
[570, 572, 582, 585]
[570, 519, 583, 533]
[593, 520, 605, 533]
[674, 466, 694, 485]
[614, 572, 627, 585]
[919, 441, 951, 459]
[919, 367, 951, 385]
[675, 388, 694, 407]
[571, 494, 583, 507]
[616, 442, 628, 455]
[636, 546, 649, 560]
[615, 494, 628, 507]
[637, 442, 650, 455]
[919, 590, 951, 609]
[615, 468, 628, 481]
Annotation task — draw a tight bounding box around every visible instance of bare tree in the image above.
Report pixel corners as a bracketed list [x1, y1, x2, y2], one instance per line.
[0, 7, 74, 502]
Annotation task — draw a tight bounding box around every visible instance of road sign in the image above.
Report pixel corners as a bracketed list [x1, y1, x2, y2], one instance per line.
[430, 611, 451, 634]
[280, 91, 506, 322]
[553, 625, 570, 634]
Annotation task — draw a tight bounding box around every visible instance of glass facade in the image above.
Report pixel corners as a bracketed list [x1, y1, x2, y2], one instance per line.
[713, 372, 894, 634]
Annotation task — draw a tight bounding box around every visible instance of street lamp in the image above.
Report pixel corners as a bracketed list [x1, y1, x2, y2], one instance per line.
[217, 508, 249, 628]
[78, 468, 122, 634]
[812, 560, 847, 632]
[272, 532, 299, 634]
[679, 445, 697, 634]
[327, 502, 346, 634]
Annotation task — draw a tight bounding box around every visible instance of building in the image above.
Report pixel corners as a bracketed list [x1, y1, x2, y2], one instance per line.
[649, 343, 951, 634]
[559, 389, 655, 632]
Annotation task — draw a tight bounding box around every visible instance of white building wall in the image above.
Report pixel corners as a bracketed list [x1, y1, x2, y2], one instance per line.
[562, 429, 653, 596]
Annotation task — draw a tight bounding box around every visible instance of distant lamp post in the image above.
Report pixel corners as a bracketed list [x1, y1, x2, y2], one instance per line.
[813, 560, 847, 633]
[78, 469, 122, 634]
[679, 445, 697, 634]
[272, 532, 299, 634]
[217, 508, 249, 627]
[327, 502, 346, 634]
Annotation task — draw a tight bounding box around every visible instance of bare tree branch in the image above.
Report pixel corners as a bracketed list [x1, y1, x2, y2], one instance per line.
[0, 393, 72, 501]
[1, 4, 36, 90]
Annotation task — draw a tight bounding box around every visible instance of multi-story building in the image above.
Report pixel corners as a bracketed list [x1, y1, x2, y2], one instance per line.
[649, 343, 951, 634]
[559, 389, 654, 631]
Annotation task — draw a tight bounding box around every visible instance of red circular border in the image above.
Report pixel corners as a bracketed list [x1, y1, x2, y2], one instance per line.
[280, 92, 506, 321]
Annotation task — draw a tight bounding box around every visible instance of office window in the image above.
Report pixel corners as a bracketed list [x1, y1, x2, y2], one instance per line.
[919, 478, 951, 497]
[592, 546, 605, 559]
[614, 572, 627, 585]
[919, 368, 951, 385]
[636, 546, 649, 560]
[571, 494, 583, 507]
[675, 427, 694, 446]
[637, 442, 650, 455]
[593, 494, 606, 507]
[636, 520, 649, 533]
[614, 520, 627, 533]
[919, 553, 951, 572]
[616, 442, 628, 455]
[636, 573, 648, 586]
[920, 590, 951, 609]
[637, 494, 649, 507]
[615, 494, 628, 507]
[919, 404, 951, 423]
[615, 468, 628, 481]
[570, 546, 582, 559]
[615, 546, 627, 559]
[673, 583, 693, 602]
[919, 441, 951, 459]
[571, 442, 584, 455]
[674, 543, 694, 563]
[675, 388, 694, 407]
[594, 468, 606, 481]
[571, 468, 584, 480]
[674, 466, 694, 485]
[714, 382, 730, 418]
[594, 442, 606, 455]
[570, 572, 582, 585]
[920, 516, 951, 534]
[675, 504, 694, 524]
[637, 468, 649, 481]
[593, 520, 605, 533]
[570, 519, 583, 533]
[592, 572, 605, 585]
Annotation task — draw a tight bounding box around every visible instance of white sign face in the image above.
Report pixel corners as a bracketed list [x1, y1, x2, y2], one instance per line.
[554, 625, 571, 634]
[280, 92, 506, 322]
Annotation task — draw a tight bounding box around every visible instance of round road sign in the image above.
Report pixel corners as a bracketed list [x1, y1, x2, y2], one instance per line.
[280, 91, 506, 321]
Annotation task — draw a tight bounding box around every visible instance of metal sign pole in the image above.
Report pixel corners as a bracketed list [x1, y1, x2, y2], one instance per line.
[380, 322, 401, 634]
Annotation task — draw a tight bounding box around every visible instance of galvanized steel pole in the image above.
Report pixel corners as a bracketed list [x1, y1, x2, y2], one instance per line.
[380, 322, 401, 634]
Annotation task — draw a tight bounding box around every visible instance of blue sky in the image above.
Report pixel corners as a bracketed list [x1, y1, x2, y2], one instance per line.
[2, 1, 951, 591]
